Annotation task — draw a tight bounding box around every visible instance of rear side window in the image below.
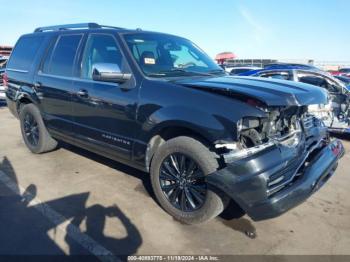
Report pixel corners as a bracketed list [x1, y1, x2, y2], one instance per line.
[7, 35, 44, 71]
[230, 68, 252, 75]
[42, 34, 82, 77]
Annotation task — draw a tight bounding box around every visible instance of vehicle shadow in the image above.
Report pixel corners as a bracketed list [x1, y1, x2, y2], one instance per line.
[58, 141, 257, 238]
[0, 156, 143, 258]
[218, 200, 257, 239]
[58, 141, 154, 198]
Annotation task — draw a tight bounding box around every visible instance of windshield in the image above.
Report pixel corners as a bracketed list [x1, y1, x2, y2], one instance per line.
[123, 33, 224, 77]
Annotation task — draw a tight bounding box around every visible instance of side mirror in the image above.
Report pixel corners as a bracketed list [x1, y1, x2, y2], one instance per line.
[92, 63, 132, 84]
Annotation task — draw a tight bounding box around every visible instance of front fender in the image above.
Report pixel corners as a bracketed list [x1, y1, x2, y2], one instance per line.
[141, 105, 235, 143]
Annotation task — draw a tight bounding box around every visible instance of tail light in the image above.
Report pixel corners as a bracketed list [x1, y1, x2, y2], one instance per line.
[2, 72, 8, 90]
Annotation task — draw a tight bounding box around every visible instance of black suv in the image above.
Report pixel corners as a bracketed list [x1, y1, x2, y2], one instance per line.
[4, 23, 344, 224]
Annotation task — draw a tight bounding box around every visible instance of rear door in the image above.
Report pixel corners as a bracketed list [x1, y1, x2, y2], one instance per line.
[34, 34, 83, 136]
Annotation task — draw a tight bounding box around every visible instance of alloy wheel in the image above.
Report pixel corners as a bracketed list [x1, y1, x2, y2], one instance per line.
[23, 113, 39, 146]
[159, 153, 207, 212]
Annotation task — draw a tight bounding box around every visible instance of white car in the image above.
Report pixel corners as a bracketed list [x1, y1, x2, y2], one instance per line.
[248, 69, 350, 133]
[0, 86, 5, 99]
[0, 69, 5, 99]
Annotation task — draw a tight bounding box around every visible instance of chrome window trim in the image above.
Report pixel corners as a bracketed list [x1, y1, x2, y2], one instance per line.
[37, 71, 119, 87]
[6, 68, 29, 73]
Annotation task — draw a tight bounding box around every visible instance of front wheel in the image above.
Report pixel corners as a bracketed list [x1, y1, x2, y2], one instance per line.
[150, 136, 227, 224]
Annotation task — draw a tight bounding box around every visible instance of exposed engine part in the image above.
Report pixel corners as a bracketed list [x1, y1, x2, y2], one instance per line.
[240, 129, 263, 148]
[238, 106, 306, 148]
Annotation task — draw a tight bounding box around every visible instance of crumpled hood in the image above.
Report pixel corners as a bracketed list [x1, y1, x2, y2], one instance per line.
[175, 76, 328, 106]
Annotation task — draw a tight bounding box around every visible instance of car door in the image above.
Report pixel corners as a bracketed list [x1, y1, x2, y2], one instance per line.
[71, 33, 138, 161]
[35, 34, 83, 136]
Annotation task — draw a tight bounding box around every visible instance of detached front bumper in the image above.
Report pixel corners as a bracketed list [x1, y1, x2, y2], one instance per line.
[207, 134, 344, 221]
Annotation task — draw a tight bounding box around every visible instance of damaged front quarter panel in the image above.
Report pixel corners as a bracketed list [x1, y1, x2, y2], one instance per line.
[208, 112, 344, 221]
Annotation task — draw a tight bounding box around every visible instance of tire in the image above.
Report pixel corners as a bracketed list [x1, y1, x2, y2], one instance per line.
[150, 136, 227, 224]
[19, 103, 57, 154]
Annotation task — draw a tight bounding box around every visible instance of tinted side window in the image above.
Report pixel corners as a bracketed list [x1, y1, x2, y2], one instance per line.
[230, 68, 251, 75]
[297, 72, 341, 93]
[81, 34, 123, 79]
[299, 76, 326, 87]
[7, 35, 44, 71]
[43, 34, 82, 77]
[41, 37, 57, 74]
[259, 71, 291, 80]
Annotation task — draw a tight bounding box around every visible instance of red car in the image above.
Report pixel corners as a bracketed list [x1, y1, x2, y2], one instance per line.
[329, 68, 350, 77]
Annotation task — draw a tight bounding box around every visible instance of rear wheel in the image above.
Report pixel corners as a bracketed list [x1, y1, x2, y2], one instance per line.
[150, 136, 227, 224]
[19, 104, 57, 154]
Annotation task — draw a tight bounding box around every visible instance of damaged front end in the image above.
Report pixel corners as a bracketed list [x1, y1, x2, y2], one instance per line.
[209, 105, 345, 221]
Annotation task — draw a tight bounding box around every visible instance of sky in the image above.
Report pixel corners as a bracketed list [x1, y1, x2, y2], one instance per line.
[0, 0, 349, 61]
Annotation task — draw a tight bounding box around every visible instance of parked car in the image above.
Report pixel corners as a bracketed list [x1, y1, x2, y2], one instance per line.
[330, 68, 350, 77]
[0, 58, 7, 99]
[240, 63, 321, 77]
[241, 68, 350, 134]
[4, 23, 344, 224]
[224, 66, 262, 75]
[263, 63, 320, 70]
[328, 70, 342, 76]
[334, 75, 350, 89]
[338, 68, 350, 77]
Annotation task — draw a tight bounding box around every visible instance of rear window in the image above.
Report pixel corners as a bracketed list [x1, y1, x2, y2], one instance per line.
[42, 34, 82, 77]
[7, 35, 44, 71]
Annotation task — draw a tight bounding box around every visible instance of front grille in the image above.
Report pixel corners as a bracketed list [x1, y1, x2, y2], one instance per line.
[267, 115, 325, 197]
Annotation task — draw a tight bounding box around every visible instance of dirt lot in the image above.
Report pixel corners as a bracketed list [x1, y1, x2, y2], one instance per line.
[0, 103, 349, 258]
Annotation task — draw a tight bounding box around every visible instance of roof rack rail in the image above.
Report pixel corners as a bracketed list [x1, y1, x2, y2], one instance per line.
[34, 23, 114, 33]
[99, 25, 125, 30]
